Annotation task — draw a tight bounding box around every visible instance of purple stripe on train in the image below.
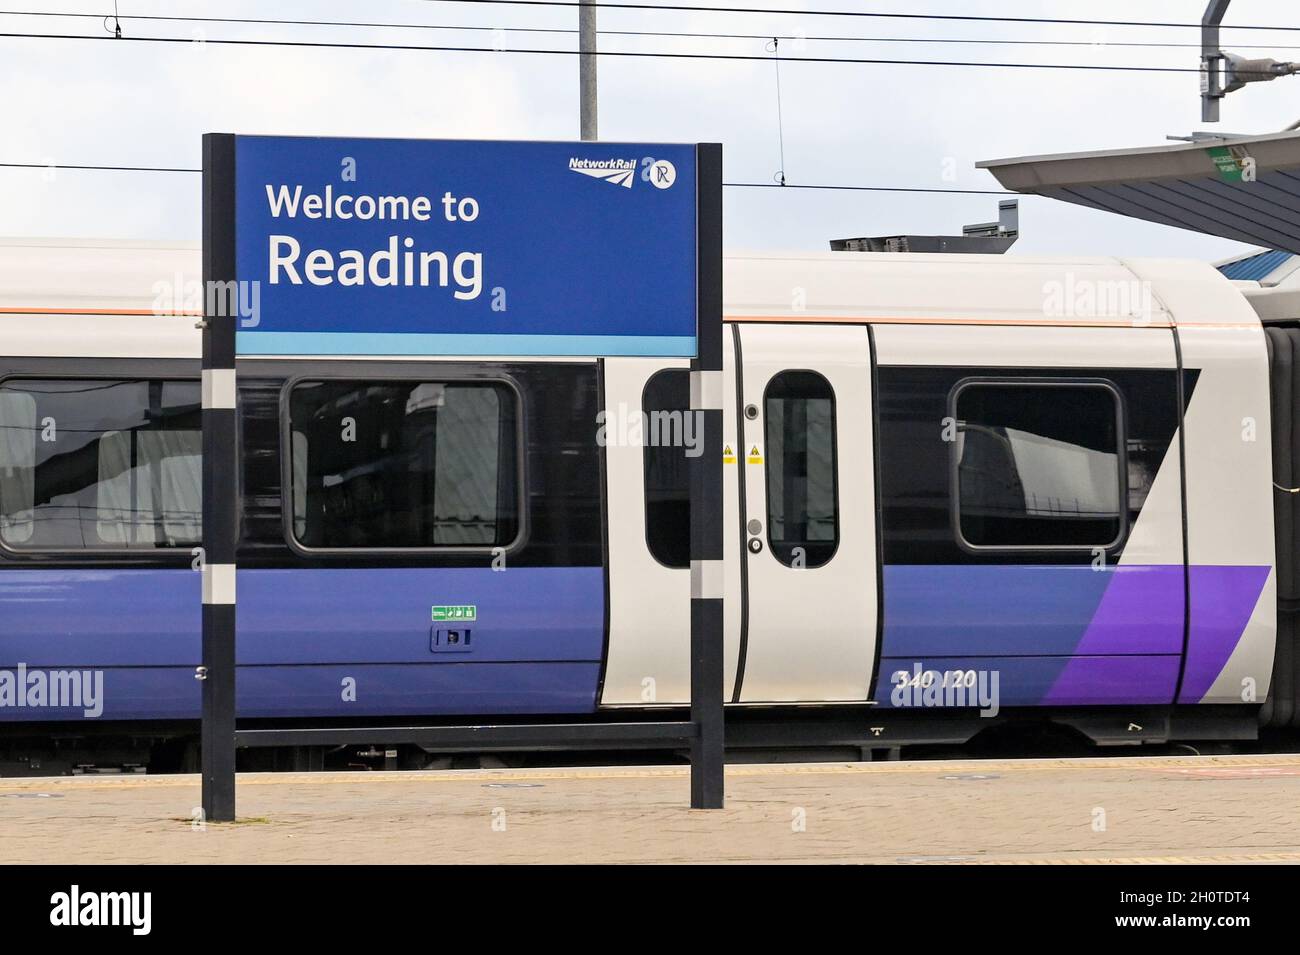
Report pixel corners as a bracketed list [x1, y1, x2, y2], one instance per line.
[1062, 564, 1185, 656]
[1179, 565, 1272, 703]
[1040, 564, 1184, 705]
[1044, 565, 1269, 705]
[880, 563, 1271, 707]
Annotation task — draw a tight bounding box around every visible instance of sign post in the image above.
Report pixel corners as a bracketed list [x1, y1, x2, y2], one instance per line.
[200, 135, 724, 820]
[199, 134, 239, 822]
[690, 143, 724, 809]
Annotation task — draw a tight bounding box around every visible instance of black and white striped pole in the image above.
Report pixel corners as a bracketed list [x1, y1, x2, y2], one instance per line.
[690, 142, 725, 809]
[200, 133, 239, 822]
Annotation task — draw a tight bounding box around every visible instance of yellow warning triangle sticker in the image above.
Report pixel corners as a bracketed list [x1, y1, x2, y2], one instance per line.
[723, 444, 736, 463]
[747, 444, 763, 464]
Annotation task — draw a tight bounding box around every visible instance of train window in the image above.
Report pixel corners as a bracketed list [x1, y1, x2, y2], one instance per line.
[764, 371, 838, 568]
[0, 379, 201, 550]
[951, 379, 1126, 550]
[642, 369, 690, 568]
[287, 379, 520, 551]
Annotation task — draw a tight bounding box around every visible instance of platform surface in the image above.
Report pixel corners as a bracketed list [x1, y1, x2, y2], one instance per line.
[2, 754, 1299, 864]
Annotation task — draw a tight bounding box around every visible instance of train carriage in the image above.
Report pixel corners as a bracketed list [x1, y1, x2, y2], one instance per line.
[0, 237, 1293, 771]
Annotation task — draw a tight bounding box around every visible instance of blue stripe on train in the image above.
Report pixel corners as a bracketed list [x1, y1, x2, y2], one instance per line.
[0, 567, 604, 720]
[877, 564, 1268, 706]
[0, 664, 603, 721]
[880, 564, 1182, 658]
[876, 564, 1179, 706]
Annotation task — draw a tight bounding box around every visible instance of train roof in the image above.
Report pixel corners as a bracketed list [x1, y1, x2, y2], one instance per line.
[0, 237, 1266, 358]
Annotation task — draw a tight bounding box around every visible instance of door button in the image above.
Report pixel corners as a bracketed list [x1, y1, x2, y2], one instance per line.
[748, 538, 763, 554]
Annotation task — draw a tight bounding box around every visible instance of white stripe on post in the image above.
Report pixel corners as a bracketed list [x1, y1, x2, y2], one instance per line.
[202, 368, 238, 410]
[690, 369, 724, 411]
[202, 563, 237, 606]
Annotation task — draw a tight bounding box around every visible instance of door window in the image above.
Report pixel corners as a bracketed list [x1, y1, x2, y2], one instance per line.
[764, 371, 838, 568]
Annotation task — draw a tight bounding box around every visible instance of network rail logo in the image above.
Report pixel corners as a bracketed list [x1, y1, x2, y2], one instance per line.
[569, 157, 638, 188]
[568, 156, 678, 190]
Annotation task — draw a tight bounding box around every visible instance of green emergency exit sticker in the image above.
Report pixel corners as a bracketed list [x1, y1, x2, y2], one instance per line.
[1207, 145, 1252, 183]
[431, 605, 477, 622]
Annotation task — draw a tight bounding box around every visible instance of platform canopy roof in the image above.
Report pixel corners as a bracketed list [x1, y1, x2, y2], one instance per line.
[978, 130, 1300, 254]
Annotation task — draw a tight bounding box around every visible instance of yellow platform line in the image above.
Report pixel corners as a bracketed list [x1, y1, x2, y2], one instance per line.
[4, 753, 1300, 793]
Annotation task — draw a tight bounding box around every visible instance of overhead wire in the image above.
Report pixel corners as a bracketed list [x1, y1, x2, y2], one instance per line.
[0, 29, 1211, 72]
[0, 161, 1013, 194]
[401, 0, 1300, 33]
[3, 10, 1298, 49]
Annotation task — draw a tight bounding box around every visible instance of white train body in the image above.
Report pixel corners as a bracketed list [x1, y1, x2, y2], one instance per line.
[0, 238, 1291, 757]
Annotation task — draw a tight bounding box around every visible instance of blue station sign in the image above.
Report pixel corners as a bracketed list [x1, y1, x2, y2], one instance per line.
[232, 136, 699, 357]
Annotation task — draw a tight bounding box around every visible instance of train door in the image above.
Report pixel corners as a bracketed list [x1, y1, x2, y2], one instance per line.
[599, 344, 745, 705]
[732, 323, 878, 701]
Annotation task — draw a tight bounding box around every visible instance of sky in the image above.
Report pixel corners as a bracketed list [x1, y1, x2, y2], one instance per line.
[3, 0, 1300, 262]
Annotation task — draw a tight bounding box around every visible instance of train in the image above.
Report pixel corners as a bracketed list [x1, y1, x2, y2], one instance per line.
[1, 236, 1298, 772]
